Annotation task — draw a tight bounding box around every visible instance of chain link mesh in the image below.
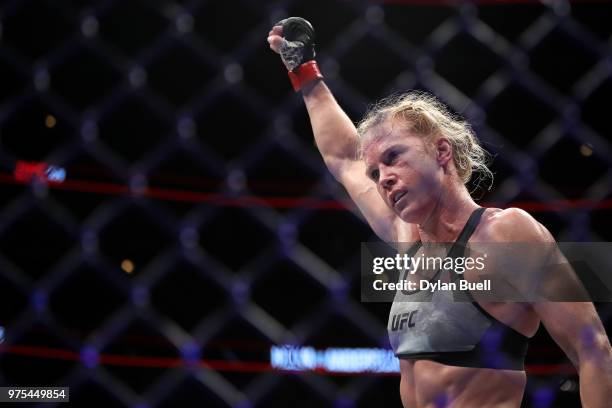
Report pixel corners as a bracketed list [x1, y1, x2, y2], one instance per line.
[0, 0, 611, 407]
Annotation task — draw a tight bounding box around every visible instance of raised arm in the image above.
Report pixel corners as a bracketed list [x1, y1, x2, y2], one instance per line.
[268, 20, 403, 242]
[301, 81, 401, 241]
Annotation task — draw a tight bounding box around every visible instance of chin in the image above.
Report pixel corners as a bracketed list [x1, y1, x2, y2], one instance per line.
[397, 202, 426, 224]
[396, 205, 417, 224]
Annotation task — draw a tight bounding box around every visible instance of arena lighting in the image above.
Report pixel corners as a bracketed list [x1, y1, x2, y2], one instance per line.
[270, 345, 400, 373]
[13, 161, 66, 183]
[121, 259, 135, 274]
[44, 114, 56, 128]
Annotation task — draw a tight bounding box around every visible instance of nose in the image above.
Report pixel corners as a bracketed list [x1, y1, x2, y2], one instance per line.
[379, 167, 396, 190]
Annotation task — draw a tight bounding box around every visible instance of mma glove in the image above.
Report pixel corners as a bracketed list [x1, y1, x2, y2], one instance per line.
[275, 17, 323, 92]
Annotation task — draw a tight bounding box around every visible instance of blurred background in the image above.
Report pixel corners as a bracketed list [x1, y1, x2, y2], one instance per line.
[0, 0, 611, 407]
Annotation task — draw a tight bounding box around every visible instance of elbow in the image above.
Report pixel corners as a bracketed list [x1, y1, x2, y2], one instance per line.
[576, 331, 612, 370]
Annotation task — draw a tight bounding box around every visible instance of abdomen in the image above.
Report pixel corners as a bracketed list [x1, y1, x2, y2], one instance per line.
[400, 359, 526, 408]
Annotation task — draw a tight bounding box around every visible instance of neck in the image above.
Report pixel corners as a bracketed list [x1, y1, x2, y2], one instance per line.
[417, 181, 479, 243]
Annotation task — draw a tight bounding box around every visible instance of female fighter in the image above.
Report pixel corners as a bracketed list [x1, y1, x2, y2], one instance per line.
[267, 17, 612, 408]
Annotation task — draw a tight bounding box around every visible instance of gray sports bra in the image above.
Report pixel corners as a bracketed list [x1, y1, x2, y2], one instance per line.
[387, 207, 529, 370]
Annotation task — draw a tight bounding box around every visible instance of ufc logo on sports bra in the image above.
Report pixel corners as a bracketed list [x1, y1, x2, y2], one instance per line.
[391, 311, 418, 331]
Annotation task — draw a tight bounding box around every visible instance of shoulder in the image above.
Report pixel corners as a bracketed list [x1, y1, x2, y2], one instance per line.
[473, 207, 555, 243]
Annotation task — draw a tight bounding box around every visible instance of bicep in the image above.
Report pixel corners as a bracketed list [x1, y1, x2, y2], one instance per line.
[337, 159, 407, 242]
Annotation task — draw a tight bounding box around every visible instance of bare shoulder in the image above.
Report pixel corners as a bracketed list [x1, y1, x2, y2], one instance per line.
[473, 207, 554, 243]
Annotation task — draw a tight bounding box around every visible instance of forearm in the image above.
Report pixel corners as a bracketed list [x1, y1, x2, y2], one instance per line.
[578, 334, 612, 408]
[579, 347, 612, 407]
[537, 300, 612, 408]
[301, 80, 360, 179]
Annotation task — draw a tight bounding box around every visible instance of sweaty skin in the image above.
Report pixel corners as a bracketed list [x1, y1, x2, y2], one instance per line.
[391, 208, 536, 408]
[365, 125, 537, 406]
[268, 25, 612, 408]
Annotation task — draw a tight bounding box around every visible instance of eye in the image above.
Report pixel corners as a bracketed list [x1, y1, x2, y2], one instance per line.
[387, 150, 398, 164]
[370, 169, 380, 181]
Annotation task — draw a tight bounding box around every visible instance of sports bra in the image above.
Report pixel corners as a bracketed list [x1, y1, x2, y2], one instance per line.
[387, 207, 529, 370]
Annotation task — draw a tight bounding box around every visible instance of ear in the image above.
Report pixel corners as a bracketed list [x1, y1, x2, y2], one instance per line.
[435, 138, 453, 168]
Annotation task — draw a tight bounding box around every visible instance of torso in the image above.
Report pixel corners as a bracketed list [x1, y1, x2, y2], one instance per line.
[393, 207, 540, 408]
[399, 359, 526, 408]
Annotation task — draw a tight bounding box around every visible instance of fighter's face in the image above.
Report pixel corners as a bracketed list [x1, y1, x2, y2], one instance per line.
[362, 120, 444, 223]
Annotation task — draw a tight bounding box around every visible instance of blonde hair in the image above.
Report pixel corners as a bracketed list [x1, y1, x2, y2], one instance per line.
[357, 91, 493, 189]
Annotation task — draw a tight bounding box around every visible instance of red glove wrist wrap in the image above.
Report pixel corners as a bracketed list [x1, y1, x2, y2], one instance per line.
[288, 60, 323, 92]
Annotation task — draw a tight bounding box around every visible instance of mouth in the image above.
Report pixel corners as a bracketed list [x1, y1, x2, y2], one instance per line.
[391, 191, 407, 206]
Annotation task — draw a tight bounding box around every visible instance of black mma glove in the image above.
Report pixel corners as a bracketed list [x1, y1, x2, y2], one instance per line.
[275, 17, 323, 91]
